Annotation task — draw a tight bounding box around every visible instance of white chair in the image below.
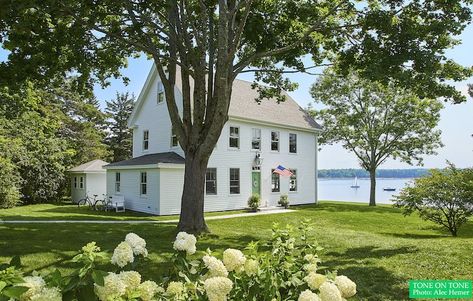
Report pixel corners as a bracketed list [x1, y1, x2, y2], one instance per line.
[110, 195, 126, 212]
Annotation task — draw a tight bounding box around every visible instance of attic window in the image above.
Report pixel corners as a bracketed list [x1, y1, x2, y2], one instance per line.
[171, 128, 179, 147]
[157, 82, 165, 104]
[143, 130, 149, 150]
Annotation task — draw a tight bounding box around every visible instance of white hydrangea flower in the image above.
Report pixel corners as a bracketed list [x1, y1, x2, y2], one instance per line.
[298, 289, 321, 301]
[202, 255, 228, 278]
[138, 280, 161, 301]
[304, 263, 318, 273]
[304, 272, 326, 290]
[19, 276, 46, 301]
[166, 281, 185, 297]
[204, 276, 233, 301]
[335, 275, 357, 298]
[119, 271, 141, 294]
[319, 281, 343, 301]
[125, 233, 148, 257]
[304, 254, 320, 264]
[244, 259, 259, 276]
[111, 241, 134, 268]
[173, 232, 197, 255]
[29, 287, 62, 301]
[222, 249, 246, 272]
[94, 272, 126, 301]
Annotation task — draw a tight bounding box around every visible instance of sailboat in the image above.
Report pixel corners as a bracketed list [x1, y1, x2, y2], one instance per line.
[350, 177, 360, 189]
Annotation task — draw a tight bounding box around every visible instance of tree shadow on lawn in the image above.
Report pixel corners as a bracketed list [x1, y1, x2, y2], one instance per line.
[324, 246, 415, 300]
[381, 220, 473, 239]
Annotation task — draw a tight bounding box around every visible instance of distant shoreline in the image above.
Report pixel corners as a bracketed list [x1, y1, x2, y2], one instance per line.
[318, 168, 429, 179]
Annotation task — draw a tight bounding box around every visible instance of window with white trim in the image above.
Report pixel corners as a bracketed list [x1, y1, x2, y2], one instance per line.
[251, 128, 261, 150]
[140, 172, 147, 196]
[171, 128, 179, 147]
[115, 172, 121, 192]
[157, 82, 165, 104]
[206, 168, 217, 195]
[79, 176, 84, 189]
[73, 177, 77, 189]
[229, 168, 240, 194]
[229, 126, 240, 148]
[143, 130, 149, 150]
[271, 170, 280, 192]
[271, 131, 280, 151]
[289, 169, 297, 192]
[289, 133, 297, 153]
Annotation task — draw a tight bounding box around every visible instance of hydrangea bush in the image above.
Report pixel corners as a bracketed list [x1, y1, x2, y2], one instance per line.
[0, 221, 357, 301]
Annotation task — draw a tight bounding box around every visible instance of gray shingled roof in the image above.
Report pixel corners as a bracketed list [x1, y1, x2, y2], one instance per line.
[69, 159, 108, 173]
[105, 152, 185, 167]
[144, 66, 321, 131]
[228, 79, 322, 130]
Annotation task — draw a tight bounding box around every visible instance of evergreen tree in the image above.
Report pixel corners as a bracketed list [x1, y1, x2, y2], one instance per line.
[105, 92, 135, 162]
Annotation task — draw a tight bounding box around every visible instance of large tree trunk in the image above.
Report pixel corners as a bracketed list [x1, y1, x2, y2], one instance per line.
[369, 169, 377, 206]
[177, 151, 211, 233]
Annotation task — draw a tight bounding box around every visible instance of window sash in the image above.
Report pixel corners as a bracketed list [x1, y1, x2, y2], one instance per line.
[143, 130, 149, 150]
[289, 170, 297, 192]
[140, 172, 147, 195]
[73, 177, 77, 188]
[252, 128, 261, 150]
[271, 170, 280, 192]
[79, 177, 84, 189]
[157, 92, 165, 103]
[171, 128, 179, 147]
[289, 133, 297, 153]
[115, 172, 121, 192]
[229, 168, 240, 194]
[229, 127, 240, 148]
[271, 131, 279, 151]
[206, 168, 217, 195]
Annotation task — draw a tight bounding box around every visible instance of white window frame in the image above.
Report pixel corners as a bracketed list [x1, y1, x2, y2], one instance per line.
[140, 172, 147, 196]
[79, 176, 84, 189]
[289, 169, 297, 192]
[229, 126, 240, 149]
[229, 168, 240, 194]
[115, 172, 121, 193]
[157, 82, 165, 104]
[205, 168, 217, 195]
[73, 177, 77, 189]
[251, 128, 261, 150]
[289, 133, 297, 153]
[271, 170, 280, 192]
[271, 131, 280, 152]
[170, 128, 179, 148]
[143, 130, 149, 151]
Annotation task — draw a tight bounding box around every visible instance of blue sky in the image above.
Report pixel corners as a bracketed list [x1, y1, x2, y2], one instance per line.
[1, 23, 472, 170]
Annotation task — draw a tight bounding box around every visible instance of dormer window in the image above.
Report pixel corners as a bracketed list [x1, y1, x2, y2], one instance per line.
[143, 130, 149, 150]
[157, 82, 165, 104]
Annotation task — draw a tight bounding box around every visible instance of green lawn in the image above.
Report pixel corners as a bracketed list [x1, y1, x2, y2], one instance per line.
[1, 201, 472, 300]
[0, 202, 246, 221]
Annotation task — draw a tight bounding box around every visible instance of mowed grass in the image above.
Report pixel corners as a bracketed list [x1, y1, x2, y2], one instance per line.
[0, 202, 246, 221]
[1, 201, 472, 300]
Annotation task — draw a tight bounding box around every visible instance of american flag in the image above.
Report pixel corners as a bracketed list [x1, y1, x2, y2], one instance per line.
[273, 165, 293, 177]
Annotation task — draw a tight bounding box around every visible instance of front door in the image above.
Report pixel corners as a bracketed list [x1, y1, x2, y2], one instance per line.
[252, 171, 261, 196]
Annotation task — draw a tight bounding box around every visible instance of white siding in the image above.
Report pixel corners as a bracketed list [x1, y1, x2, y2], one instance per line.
[106, 169, 160, 214]
[159, 168, 184, 215]
[132, 75, 184, 158]
[86, 173, 107, 199]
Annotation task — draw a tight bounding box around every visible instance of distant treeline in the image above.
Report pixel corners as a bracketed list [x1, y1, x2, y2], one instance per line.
[318, 169, 430, 179]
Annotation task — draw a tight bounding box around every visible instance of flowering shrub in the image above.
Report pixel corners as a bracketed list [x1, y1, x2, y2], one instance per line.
[0, 222, 357, 300]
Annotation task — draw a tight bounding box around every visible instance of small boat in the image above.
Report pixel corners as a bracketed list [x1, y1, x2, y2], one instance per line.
[350, 177, 360, 189]
[383, 187, 396, 192]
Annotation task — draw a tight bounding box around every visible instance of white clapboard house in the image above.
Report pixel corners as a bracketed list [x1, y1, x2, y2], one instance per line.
[104, 65, 321, 215]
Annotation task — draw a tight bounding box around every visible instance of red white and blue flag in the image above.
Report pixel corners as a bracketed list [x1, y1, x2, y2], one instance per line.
[273, 165, 293, 177]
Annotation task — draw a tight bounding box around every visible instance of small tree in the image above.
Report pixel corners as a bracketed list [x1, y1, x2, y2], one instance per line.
[394, 165, 473, 236]
[105, 92, 135, 162]
[310, 71, 443, 206]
